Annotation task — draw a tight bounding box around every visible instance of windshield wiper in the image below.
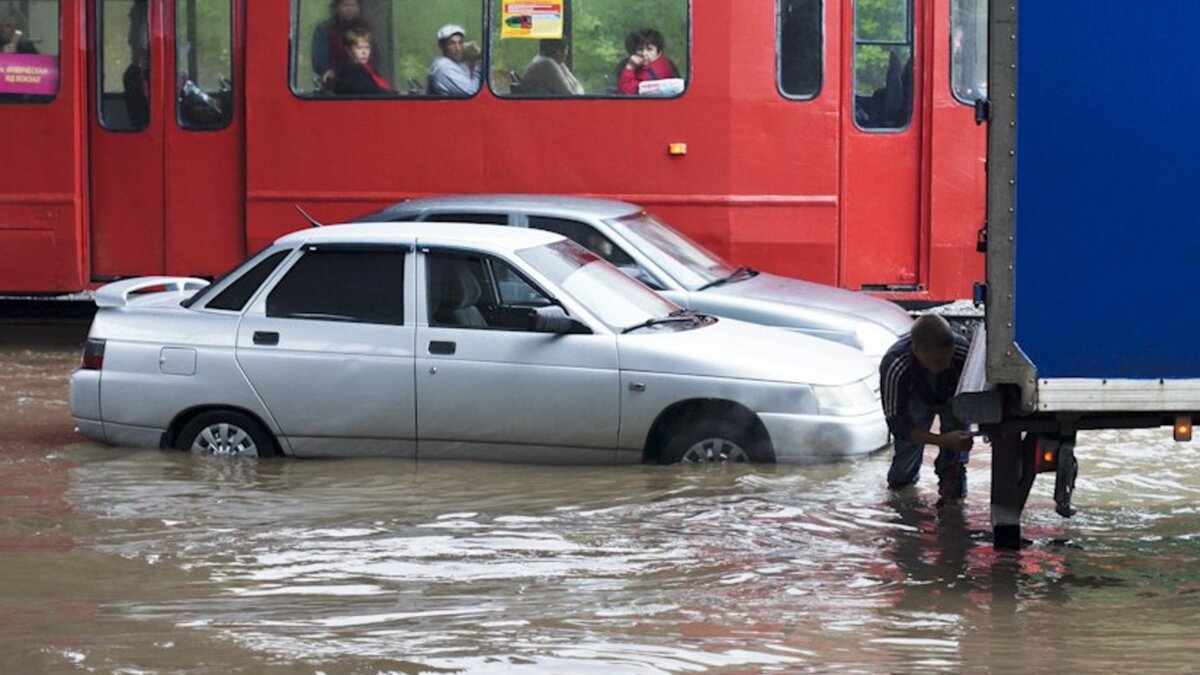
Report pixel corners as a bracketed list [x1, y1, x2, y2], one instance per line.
[621, 308, 701, 334]
[697, 265, 756, 291]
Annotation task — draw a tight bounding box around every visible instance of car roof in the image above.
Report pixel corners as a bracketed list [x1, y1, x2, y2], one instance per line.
[366, 194, 644, 220]
[275, 221, 565, 251]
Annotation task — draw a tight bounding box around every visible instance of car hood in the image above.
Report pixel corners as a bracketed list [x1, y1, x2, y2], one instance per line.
[618, 317, 876, 386]
[702, 272, 914, 334]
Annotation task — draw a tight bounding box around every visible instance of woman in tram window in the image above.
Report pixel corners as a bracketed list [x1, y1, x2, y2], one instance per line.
[311, 0, 373, 89]
[0, 8, 38, 54]
[331, 26, 391, 95]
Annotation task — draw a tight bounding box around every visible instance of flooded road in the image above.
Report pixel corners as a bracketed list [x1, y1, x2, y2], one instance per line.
[2, 321, 1199, 673]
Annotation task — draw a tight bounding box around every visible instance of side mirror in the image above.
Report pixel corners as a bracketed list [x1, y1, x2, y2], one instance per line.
[532, 305, 589, 334]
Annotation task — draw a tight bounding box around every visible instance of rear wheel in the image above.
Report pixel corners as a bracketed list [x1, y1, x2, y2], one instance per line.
[661, 418, 771, 464]
[175, 410, 275, 458]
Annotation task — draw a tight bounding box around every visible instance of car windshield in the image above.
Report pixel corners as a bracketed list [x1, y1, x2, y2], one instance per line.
[517, 239, 680, 330]
[608, 212, 736, 290]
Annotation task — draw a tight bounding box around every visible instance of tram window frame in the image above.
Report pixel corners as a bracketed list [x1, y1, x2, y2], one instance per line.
[175, 0, 234, 131]
[0, 0, 62, 105]
[776, 0, 823, 101]
[949, 0, 986, 106]
[98, 0, 151, 131]
[851, 0, 914, 132]
[288, 0, 487, 100]
[487, 0, 691, 100]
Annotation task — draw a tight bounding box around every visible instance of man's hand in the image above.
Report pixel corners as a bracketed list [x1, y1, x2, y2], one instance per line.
[626, 54, 645, 70]
[940, 430, 974, 452]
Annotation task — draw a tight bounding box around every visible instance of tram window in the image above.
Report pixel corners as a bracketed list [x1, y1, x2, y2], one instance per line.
[489, 0, 689, 99]
[853, 0, 913, 130]
[951, 0, 986, 105]
[175, 0, 233, 130]
[98, 0, 150, 130]
[778, 0, 822, 99]
[0, 0, 60, 104]
[290, 0, 485, 99]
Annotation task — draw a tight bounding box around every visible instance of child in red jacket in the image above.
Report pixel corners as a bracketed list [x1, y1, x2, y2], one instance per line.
[617, 28, 678, 95]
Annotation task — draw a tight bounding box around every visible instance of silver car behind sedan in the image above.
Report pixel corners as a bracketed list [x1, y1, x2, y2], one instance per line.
[70, 223, 889, 464]
[356, 195, 914, 362]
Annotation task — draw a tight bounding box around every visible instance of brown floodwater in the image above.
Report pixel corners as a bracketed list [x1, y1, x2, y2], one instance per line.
[2, 320, 1198, 673]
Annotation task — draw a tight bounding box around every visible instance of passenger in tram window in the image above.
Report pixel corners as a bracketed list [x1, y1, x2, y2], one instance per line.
[616, 28, 678, 95]
[428, 24, 482, 97]
[311, 0, 372, 88]
[123, 0, 151, 128]
[518, 39, 584, 96]
[331, 27, 391, 96]
[1, 8, 37, 54]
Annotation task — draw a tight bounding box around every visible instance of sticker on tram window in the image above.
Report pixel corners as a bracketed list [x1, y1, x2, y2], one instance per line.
[0, 0, 61, 103]
[0, 54, 57, 95]
[501, 2, 563, 40]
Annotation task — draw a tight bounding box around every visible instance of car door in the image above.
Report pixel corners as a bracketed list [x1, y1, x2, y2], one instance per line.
[414, 248, 620, 463]
[236, 243, 417, 457]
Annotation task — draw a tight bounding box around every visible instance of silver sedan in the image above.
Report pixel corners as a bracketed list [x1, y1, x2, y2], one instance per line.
[70, 223, 889, 463]
[356, 195, 913, 361]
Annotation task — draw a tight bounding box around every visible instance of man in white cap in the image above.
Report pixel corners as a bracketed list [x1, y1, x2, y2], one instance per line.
[428, 23, 481, 96]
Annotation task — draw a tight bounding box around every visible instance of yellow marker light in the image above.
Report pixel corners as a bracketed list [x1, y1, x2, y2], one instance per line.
[1174, 415, 1192, 442]
[1043, 450, 1055, 464]
[668, 143, 688, 156]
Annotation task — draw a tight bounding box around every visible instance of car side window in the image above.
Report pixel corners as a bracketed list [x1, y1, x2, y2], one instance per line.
[205, 249, 292, 311]
[426, 251, 552, 331]
[424, 212, 509, 225]
[266, 247, 405, 325]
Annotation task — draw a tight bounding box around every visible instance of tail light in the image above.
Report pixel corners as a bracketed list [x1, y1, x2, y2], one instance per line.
[81, 338, 106, 370]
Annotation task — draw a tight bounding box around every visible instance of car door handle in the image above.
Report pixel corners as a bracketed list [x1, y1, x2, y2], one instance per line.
[429, 340, 456, 355]
[253, 331, 279, 346]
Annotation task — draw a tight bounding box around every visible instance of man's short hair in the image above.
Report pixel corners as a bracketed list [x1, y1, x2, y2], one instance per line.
[539, 38, 569, 58]
[625, 28, 665, 54]
[910, 314, 956, 351]
[343, 26, 371, 48]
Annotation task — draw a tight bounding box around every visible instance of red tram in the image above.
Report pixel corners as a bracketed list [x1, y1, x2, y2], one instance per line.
[0, 0, 986, 302]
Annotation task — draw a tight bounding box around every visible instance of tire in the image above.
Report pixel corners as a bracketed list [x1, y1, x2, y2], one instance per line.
[175, 410, 276, 458]
[661, 417, 772, 464]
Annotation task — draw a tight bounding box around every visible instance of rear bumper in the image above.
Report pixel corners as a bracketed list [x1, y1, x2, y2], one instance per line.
[759, 408, 890, 462]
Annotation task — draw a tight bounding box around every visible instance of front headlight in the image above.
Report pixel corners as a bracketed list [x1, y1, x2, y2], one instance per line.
[813, 380, 877, 416]
[854, 322, 902, 363]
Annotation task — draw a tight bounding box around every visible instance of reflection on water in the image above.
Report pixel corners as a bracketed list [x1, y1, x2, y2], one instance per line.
[2, 322, 1200, 673]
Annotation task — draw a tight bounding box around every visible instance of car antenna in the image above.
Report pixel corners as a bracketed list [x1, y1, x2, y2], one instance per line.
[295, 204, 324, 228]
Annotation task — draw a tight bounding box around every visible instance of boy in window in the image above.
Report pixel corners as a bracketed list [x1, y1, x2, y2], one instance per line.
[617, 28, 677, 95]
[332, 27, 391, 95]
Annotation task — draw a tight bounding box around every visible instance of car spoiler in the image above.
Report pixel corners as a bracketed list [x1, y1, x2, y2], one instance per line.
[94, 277, 211, 308]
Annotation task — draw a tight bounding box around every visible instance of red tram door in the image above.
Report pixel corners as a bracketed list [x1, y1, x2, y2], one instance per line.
[839, 0, 925, 291]
[0, 2, 84, 293]
[87, 0, 243, 280]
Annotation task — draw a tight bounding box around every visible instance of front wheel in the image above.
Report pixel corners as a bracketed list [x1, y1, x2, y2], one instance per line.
[661, 418, 771, 464]
[175, 410, 276, 458]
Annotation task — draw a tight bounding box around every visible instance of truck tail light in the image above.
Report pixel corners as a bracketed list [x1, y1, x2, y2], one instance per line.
[81, 339, 106, 370]
[1175, 415, 1192, 442]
